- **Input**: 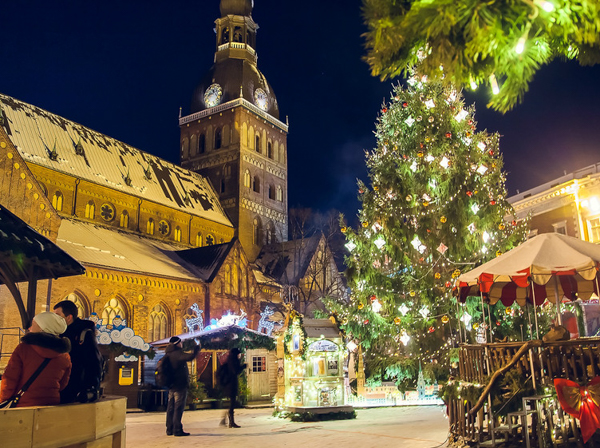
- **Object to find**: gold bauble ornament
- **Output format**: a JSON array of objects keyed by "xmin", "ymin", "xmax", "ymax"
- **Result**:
[
  {"xmin": 441, "ymin": 315, "xmax": 450, "ymax": 324},
  {"xmin": 452, "ymin": 269, "xmax": 461, "ymax": 278},
  {"xmin": 362, "ymin": 221, "xmax": 369, "ymax": 228},
  {"xmin": 357, "ymin": 303, "xmax": 364, "ymax": 310},
  {"xmin": 423, "ymin": 201, "xmax": 429, "ymax": 207},
  {"xmin": 394, "ymin": 317, "xmax": 402, "ymax": 325},
  {"xmin": 409, "ymin": 290, "xmax": 416, "ymax": 297},
  {"xmin": 435, "ymin": 272, "xmax": 441, "ymax": 279},
  {"xmin": 496, "ymin": 250, "xmax": 503, "ymax": 257},
  {"xmin": 499, "ymin": 223, "xmax": 505, "ymax": 230},
  {"xmin": 417, "ymin": 150, "xmax": 424, "ymax": 158},
  {"xmin": 440, "ymin": 216, "xmax": 447, "ymax": 223},
  {"xmin": 505, "ymin": 307, "xmax": 512, "ymax": 315},
  {"xmin": 473, "ymin": 322, "xmax": 480, "ymax": 329},
  {"xmin": 341, "ymin": 226, "xmax": 347, "ymax": 233}
]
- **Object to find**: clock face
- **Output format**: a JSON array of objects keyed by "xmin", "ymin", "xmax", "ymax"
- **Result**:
[
  {"xmin": 204, "ymin": 83, "xmax": 222, "ymax": 108},
  {"xmin": 254, "ymin": 88, "xmax": 269, "ymax": 111}
]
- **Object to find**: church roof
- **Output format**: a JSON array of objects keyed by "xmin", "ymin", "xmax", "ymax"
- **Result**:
[
  {"xmin": 56, "ymin": 219, "xmax": 207, "ymax": 281},
  {"xmin": 0, "ymin": 93, "xmax": 232, "ymax": 228},
  {"xmin": 254, "ymin": 235, "xmax": 322, "ymax": 285},
  {"xmin": 175, "ymin": 239, "xmax": 237, "ymax": 282}
]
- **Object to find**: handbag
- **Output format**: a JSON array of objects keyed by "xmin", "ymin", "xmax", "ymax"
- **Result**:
[{"xmin": 0, "ymin": 358, "xmax": 51, "ymax": 409}]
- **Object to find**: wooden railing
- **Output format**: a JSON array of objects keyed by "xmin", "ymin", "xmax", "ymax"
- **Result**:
[{"xmin": 450, "ymin": 337, "xmax": 600, "ymax": 442}]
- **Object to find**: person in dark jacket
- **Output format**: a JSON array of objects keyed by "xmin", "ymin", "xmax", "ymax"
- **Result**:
[
  {"xmin": 53, "ymin": 300, "xmax": 104, "ymax": 403},
  {"xmin": 219, "ymin": 347, "xmax": 247, "ymax": 428},
  {"xmin": 164, "ymin": 336, "xmax": 200, "ymax": 437},
  {"xmin": 0, "ymin": 312, "xmax": 71, "ymax": 407}
]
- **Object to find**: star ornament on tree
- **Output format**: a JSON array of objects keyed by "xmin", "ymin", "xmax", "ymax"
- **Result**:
[
  {"xmin": 437, "ymin": 243, "xmax": 448, "ymax": 254},
  {"xmin": 554, "ymin": 377, "xmax": 600, "ymax": 443}
]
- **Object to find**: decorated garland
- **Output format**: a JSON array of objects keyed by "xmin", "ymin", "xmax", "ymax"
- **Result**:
[{"xmin": 283, "ymin": 310, "xmax": 309, "ymax": 360}]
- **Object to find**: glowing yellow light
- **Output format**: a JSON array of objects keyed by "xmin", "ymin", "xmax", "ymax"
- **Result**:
[
  {"xmin": 515, "ymin": 36, "xmax": 526, "ymax": 54},
  {"xmin": 539, "ymin": 0, "xmax": 555, "ymax": 12},
  {"xmin": 489, "ymin": 74, "xmax": 500, "ymax": 95}
]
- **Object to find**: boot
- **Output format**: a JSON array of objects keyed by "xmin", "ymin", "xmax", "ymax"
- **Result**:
[{"xmin": 228, "ymin": 409, "xmax": 240, "ymax": 428}]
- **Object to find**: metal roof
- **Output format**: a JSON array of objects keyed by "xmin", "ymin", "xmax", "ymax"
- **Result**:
[{"xmin": 0, "ymin": 93, "xmax": 232, "ymax": 228}]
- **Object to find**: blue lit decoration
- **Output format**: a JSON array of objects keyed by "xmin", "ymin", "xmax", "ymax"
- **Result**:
[
  {"xmin": 87, "ymin": 313, "xmax": 151, "ymax": 352},
  {"xmin": 204, "ymin": 309, "xmax": 247, "ymax": 330},
  {"xmin": 185, "ymin": 303, "xmax": 204, "ymax": 333},
  {"xmin": 257, "ymin": 305, "xmax": 276, "ymax": 336}
]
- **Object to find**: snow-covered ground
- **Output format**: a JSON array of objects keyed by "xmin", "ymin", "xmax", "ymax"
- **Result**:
[{"xmin": 126, "ymin": 405, "xmax": 449, "ymax": 448}]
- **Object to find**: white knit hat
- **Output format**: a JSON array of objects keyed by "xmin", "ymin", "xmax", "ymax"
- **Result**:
[{"xmin": 33, "ymin": 312, "xmax": 67, "ymax": 336}]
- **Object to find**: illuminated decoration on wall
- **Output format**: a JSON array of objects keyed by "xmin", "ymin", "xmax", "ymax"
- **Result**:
[
  {"xmin": 257, "ymin": 305, "xmax": 276, "ymax": 336},
  {"xmin": 308, "ymin": 340, "xmax": 338, "ymax": 352},
  {"xmin": 89, "ymin": 313, "xmax": 151, "ymax": 352},
  {"xmin": 205, "ymin": 309, "xmax": 248, "ymax": 330},
  {"xmin": 185, "ymin": 303, "xmax": 204, "ymax": 333},
  {"xmin": 115, "ymin": 353, "xmax": 138, "ymax": 362}
]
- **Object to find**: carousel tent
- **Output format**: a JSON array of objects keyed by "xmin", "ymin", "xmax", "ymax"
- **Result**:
[{"xmin": 456, "ymin": 233, "xmax": 600, "ymax": 307}]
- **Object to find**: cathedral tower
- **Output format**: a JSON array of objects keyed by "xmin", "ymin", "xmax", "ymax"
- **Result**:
[{"xmin": 180, "ymin": 0, "xmax": 288, "ymax": 262}]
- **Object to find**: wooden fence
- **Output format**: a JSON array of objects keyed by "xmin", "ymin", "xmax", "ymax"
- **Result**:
[{"xmin": 450, "ymin": 337, "xmax": 600, "ymax": 443}]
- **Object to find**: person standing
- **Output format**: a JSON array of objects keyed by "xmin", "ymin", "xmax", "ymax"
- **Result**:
[
  {"xmin": 164, "ymin": 336, "xmax": 200, "ymax": 437},
  {"xmin": 53, "ymin": 300, "xmax": 103, "ymax": 403},
  {"xmin": 219, "ymin": 347, "xmax": 247, "ymax": 428},
  {"xmin": 0, "ymin": 312, "xmax": 71, "ymax": 407}
]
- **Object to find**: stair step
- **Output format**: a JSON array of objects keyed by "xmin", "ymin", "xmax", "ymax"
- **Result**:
[
  {"xmin": 478, "ymin": 437, "xmax": 507, "ymax": 447},
  {"xmin": 493, "ymin": 425, "xmax": 511, "ymax": 433}
]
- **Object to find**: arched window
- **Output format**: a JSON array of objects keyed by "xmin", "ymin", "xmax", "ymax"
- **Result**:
[
  {"xmin": 220, "ymin": 178, "xmax": 226, "ymax": 193},
  {"xmin": 215, "ymin": 128, "xmax": 222, "ymax": 149},
  {"xmin": 147, "ymin": 218, "xmax": 155, "ymax": 235},
  {"xmin": 221, "ymin": 27, "xmax": 229, "ymax": 44},
  {"xmin": 206, "ymin": 234, "xmax": 215, "ymax": 246},
  {"xmin": 181, "ymin": 137, "xmax": 189, "ymax": 159},
  {"xmin": 148, "ymin": 304, "xmax": 168, "ymax": 342},
  {"xmin": 240, "ymin": 264, "xmax": 248, "ymax": 298},
  {"xmin": 52, "ymin": 191, "xmax": 63, "ymax": 212},
  {"xmin": 232, "ymin": 263, "xmax": 239, "ymax": 296},
  {"xmin": 255, "ymin": 135, "xmax": 261, "ymax": 153},
  {"xmin": 276, "ymin": 185, "xmax": 283, "ymax": 202},
  {"xmin": 120, "ymin": 211, "xmax": 129, "ymax": 228},
  {"xmin": 85, "ymin": 201, "xmax": 95, "ymax": 219},
  {"xmin": 224, "ymin": 165, "xmax": 231, "ymax": 177},
  {"xmin": 199, "ymin": 134, "xmax": 206, "ymax": 154},
  {"xmin": 190, "ymin": 134, "xmax": 197, "ymax": 156},
  {"xmin": 266, "ymin": 221, "xmax": 276, "ymax": 244},
  {"xmin": 65, "ymin": 292, "xmax": 88, "ymax": 319},
  {"xmin": 174, "ymin": 226, "xmax": 182, "ymax": 242},
  {"xmin": 244, "ymin": 170, "xmax": 251, "ymax": 188},
  {"xmin": 279, "ymin": 145, "xmax": 285, "ymax": 163},
  {"xmin": 101, "ymin": 298, "xmax": 126, "ymax": 326},
  {"xmin": 224, "ymin": 264, "xmax": 231, "ymax": 294},
  {"xmin": 253, "ymin": 217, "xmax": 262, "ymax": 245},
  {"xmin": 268, "ymin": 184, "xmax": 275, "ymax": 200},
  {"xmin": 233, "ymin": 26, "xmax": 242, "ymax": 42},
  {"xmin": 267, "ymin": 142, "xmax": 273, "ymax": 159},
  {"xmin": 253, "ymin": 176, "xmax": 260, "ymax": 193},
  {"xmin": 196, "ymin": 232, "xmax": 203, "ymax": 247}
]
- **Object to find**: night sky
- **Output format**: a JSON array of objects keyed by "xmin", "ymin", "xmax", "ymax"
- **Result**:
[{"xmin": 3, "ymin": 1, "xmax": 600, "ymax": 225}]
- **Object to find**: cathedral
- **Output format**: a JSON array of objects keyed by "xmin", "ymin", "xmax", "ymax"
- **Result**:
[{"xmin": 0, "ymin": 0, "xmax": 344, "ymax": 403}]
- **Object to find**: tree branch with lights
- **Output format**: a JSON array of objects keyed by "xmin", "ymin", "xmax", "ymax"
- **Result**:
[{"xmin": 362, "ymin": 0, "xmax": 600, "ymax": 112}]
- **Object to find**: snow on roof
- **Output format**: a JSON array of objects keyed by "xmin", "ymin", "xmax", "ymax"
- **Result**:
[
  {"xmin": 56, "ymin": 219, "xmax": 205, "ymax": 281},
  {"xmin": 303, "ymin": 318, "xmax": 341, "ymax": 339},
  {"xmin": 0, "ymin": 93, "xmax": 232, "ymax": 227}
]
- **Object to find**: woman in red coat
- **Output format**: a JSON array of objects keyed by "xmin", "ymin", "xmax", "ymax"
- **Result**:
[{"xmin": 0, "ymin": 312, "xmax": 72, "ymax": 407}]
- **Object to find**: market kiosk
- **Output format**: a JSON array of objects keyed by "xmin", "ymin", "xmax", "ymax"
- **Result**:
[{"xmin": 280, "ymin": 314, "xmax": 352, "ymax": 414}]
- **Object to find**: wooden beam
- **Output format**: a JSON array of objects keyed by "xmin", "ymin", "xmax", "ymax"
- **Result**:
[
  {"xmin": 27, "ymin": 266, "xmax": 38, "ymax": 327},
  {"xmin": 0, "ymin": 263, "xmax": 28, "ymax": 329}
]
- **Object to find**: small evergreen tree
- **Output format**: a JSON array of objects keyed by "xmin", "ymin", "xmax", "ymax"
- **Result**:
[{"xmin": 325, "ymin": 71, "xmax": 527, "ymax": 384}]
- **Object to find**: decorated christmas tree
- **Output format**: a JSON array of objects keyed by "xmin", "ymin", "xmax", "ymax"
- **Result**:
[{"xmin": 325, "ymin": 71, "xmax": 527, "ymax": 385}]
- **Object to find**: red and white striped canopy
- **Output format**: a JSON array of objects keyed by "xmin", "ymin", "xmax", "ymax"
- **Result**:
[{"xmin": 456, "ymin": 233, "xmax": 600, "ymax": 306}]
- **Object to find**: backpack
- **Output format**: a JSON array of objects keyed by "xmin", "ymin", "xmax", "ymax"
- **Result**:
[{"xmin": 155, "ymin": 355, "xmax": 174, "ymax": 388}]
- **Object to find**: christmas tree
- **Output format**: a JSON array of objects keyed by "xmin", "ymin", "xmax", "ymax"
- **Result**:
[{"xmin": 325, "ymin": 71, "xmax": 527, "ymax": 385}]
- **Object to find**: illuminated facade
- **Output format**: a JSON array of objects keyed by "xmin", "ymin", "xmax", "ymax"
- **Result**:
[{"xmin": 509, "ymin": 162, "xmax": 600, "ymax": 242}]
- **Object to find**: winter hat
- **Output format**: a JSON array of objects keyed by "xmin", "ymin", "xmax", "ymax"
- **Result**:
[
  {"xmin": 34, "ymin": 312, "xmax": 67, "ymax": 336},
  {"xmin": 169, "ymin": 336, "xmax": 182, "ymax": 344}
]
